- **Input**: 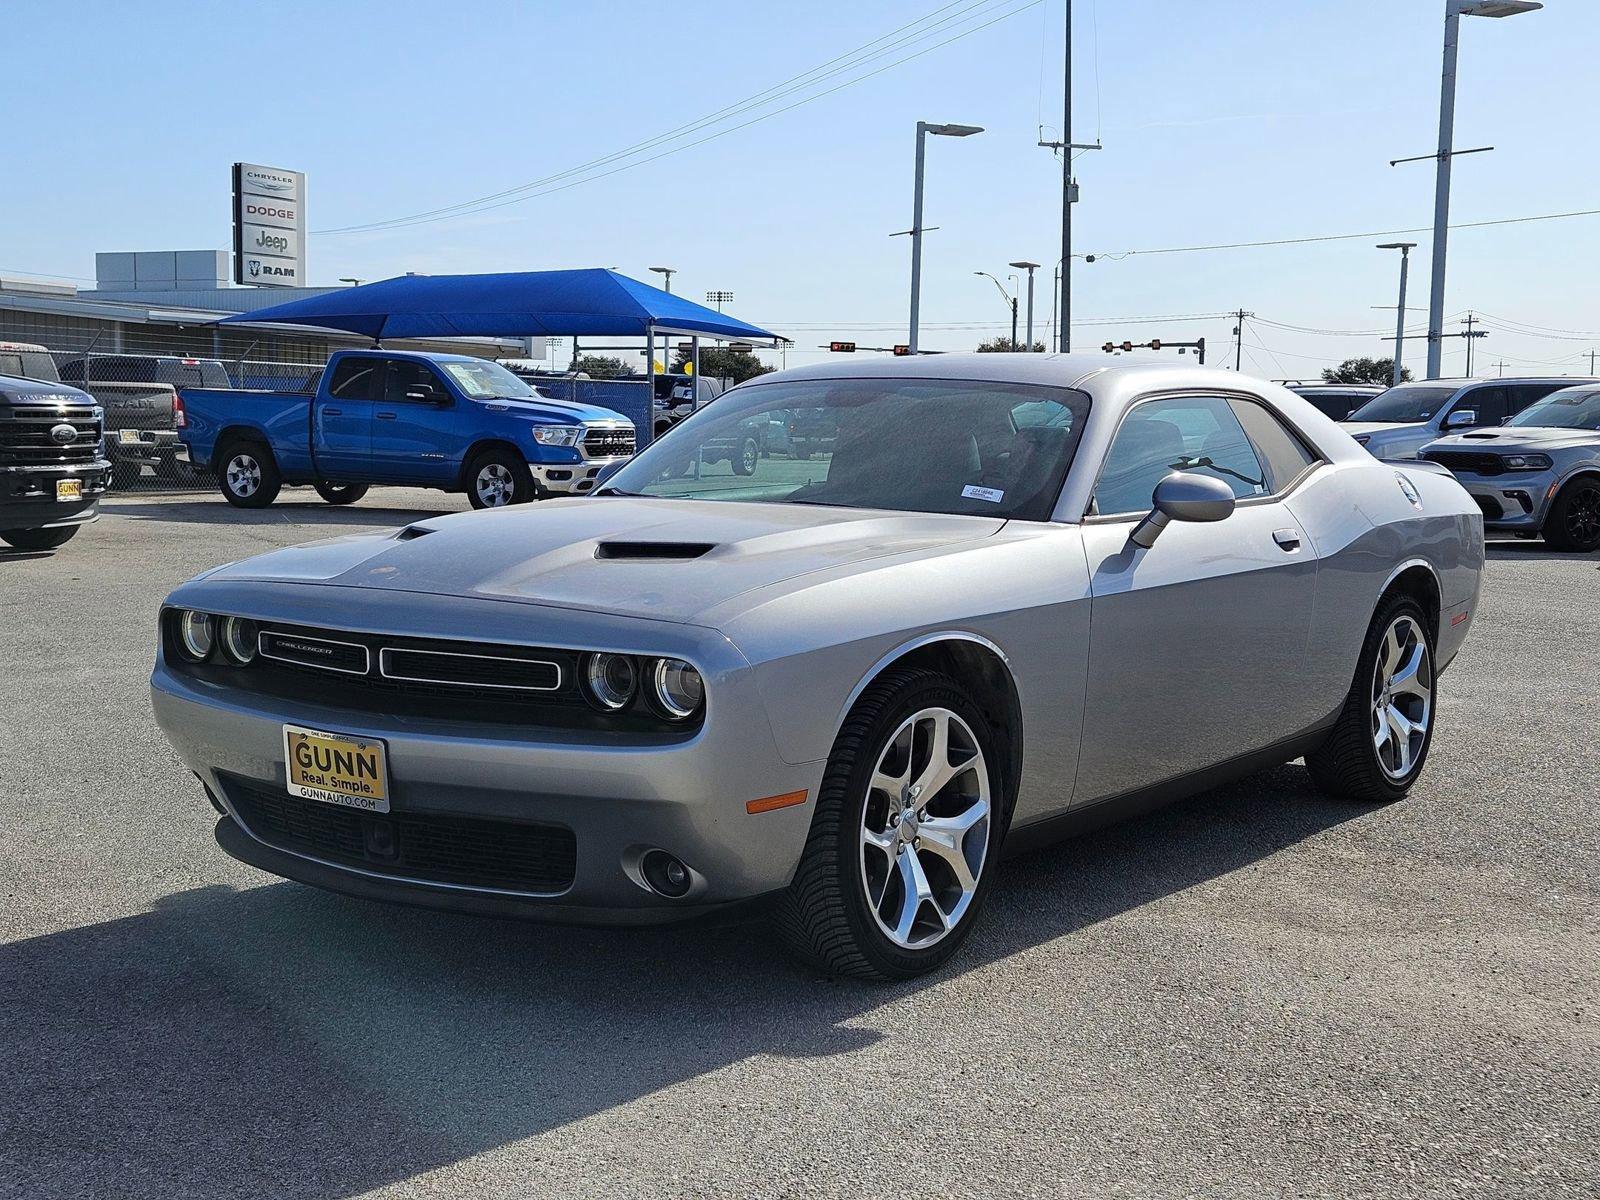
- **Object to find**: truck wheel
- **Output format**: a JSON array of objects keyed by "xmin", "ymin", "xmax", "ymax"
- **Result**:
[
  {"xmin": 733, "ymin": 436, "xmax": 760, "ymax": 476},
  {"xmin": 217, "ymin": 439, "xmax": 282, "ymax": 509},
  {"xmin": 1, "ymin": 525, "xmax": 79, "ymax": 551},
  {"xmin": 1305, "ymin": 593, "xmax": 1436, "ymax": 804},
  {"xmin": 314, "ymin": 481, "xmax": 370, "ymax": 506},
  {"xmin": 1542, "ymin": 477, "xmax": 1600, "ymax": 552},
  {"xmin": 466, "ymin": 449, "xmax": 536, "ymax": 509},
  {"xmin": 775, "ymin": 668, "xmax": 1002, "ymax": 980}
]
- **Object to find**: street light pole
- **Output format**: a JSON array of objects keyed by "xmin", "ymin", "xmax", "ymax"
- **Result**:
[
  {"xmin": 1010, "ymin": 261, "xmax": 1040, "ymax": 351},
  {"xmin": 1378, "ymin": 242, "xmax": 1417, "ymax": 386},
  {"xmin": 908, "ymin": 121, "xmax": 983, "ymax": 354},
  {"xmin": 1425, "ymin": 0, "xmax": 1542, "ymax": 379},
  {"xmin": 975, "ymin": 271, "xmax": 1019, "ymax": 349},
  {"xmin": 648, "ymin": 266, "xmax": 676, "ymax": 294}
]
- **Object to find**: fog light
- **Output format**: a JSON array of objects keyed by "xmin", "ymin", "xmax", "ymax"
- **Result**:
[
  {"xmin": 640, "ymin": 850, "xmax": 692, "ymax": 898},
  {"xmin": 176, "ymin": 610, "xmax": 214, "ymax": 661}
]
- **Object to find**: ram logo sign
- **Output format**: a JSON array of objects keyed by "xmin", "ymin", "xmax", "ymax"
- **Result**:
[{"xmin": 232, "ymin": 162, "xmax": 306, "ymax": 288}]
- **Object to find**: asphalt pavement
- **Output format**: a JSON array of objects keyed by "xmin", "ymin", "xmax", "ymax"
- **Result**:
[{"xmin": 1, "ymin": 487, "xmax": 1595, "ymax": 1199}]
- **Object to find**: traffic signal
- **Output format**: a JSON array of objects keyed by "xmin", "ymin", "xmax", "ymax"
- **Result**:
[
  {"xmin": 830, "ymin": 341, "xmax": 857, "ymax": 353},
  {"xmin": 1102, "ymin": 342, "xmax": 1114, "ymax": 353},
  {"xmin": 892, "ymin": 344, "xmax": 912, "ymax": 356},
  {"xmin": 1149, "ymin": 339, "xmax": 1161, "ymax": 351},
  {"xmin": 1120, "ymin": 341, "xmax": 1133, "ymax": 352}
]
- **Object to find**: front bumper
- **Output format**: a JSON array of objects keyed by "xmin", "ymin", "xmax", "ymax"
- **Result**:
[
  {"xmin": 149, "ymin": 587, "xmax": 821, "ymax": 924},
  {"xmin": 0, "ymin": 461, "xmax": 110, "ymax": 529},
  {"xmin": 532, "ymin": 456, "xmax": 629, "ymax": 496},
  {"xmin": 1455, "ymin": 473, "xmax": 1557, "ymax": 531}
]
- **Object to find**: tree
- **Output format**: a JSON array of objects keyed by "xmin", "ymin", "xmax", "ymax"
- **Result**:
[
  {"xmin": 668, "ymin": 347, "xmax": 775, "ymax": 384},
  {"xmin": 1322, "ymin": 357, "xmax": 1410, "ymax": 386},
  {"xmin": 571, "ymin": 354, "xmax": 628, "ymax": 378},
  {"xmin": 975, "ymin": 337, "xmax": 1046, "ymax": 353}
]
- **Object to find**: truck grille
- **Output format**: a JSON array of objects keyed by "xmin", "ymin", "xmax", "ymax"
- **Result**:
[
  {"xmin": 1420, "ymin": 449, "xmax": 1505, "ymax": 476},
  {"xmin": 0, "ymin": 405, "xmax": 103, "ymax": 465},
  {"xmin": 582, "ymin": 426, "xmax": 635, "ymax": 459},
  {"xmin": 226, "ymin": 778, "xmax": 577, "ymax": 894}
]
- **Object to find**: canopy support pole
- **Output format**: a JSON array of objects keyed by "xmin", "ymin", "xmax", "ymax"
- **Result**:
[{"xmin": 691, "ymin": 337, "xmax": 701, "ymax": 411}]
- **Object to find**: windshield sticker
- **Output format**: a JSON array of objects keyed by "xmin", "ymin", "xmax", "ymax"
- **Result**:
[{"xmin": 962, "ymin": 485, "xmax": 1005, "ymax": 503}]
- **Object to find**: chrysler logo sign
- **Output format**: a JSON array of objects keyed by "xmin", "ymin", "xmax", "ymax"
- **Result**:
[
  {"xmin": 242, "ymin": 168, "xmax": 295, "ymax": 193},
  {"xmin": 233, "ymin": 161, "xmax": 306, "ymax": 287}
]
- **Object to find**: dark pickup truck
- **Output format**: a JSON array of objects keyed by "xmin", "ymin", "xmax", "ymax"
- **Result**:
[{"xmin": 0, "ymin": 374, "xmax": 111, "ymax": 550}]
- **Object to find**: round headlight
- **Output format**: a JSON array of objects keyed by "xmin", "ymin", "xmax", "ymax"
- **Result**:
[
  {"xmin": 219, "ymin": 616, "xmax": 259, "ymax": 664},
  {"xmin": 176, "ymin": 610, "xmax": 214, "ymax": 661},
  {"xmin": 584, "ymin": 653, "xmax": 638, "ymax": 711},
  {"xmin": 650, "ymin": 658, "xmax": 704, "ymax": 720}
]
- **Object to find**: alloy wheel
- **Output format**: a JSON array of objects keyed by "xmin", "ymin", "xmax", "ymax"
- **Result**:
[
  {"xmin": 859, "ymin": 707, "xmax": 990, "ymax": 949},
  {"xmin": 475, "ymin": 463, "xmax": 516, "ymax": 507},
  {"xmin": 1371, "ymin": 614, "xmax": 1432, "ymax": 779},
  {"xmin": 226, "ymin": 454, "xmax": 261, "ymax": 498},
  {"xmin": 1565, "ymin": 484, "xmax": 1600, "ymax": 545}
]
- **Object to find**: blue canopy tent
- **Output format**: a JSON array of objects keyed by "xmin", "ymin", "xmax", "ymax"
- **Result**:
[{"xmin": 216, "ymin": 267, "xmax": 776, "ymax": 348}]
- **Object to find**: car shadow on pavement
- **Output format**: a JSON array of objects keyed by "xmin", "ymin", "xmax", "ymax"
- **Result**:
[
  {"xmin": 102, "ymin": 500, "xmax": 461, "ymax": 529},
  {"xmin": 1485, "ymin": 540, "xmax": 1594, "ymax": 563},
  {"xmin": 2, "ymin": 765, "xmax": 1363, "ymax": 1200}
]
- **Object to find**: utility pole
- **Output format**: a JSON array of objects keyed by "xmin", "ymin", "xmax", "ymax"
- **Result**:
[
  {"xmin": 1588, "ymin": 348, "xmax": 1598, "ymax": 375},
  {"xmin": 1231, "ymin": 310, "xmax": 1254, "ymax": 371},
  {"xmin": 1460, "ymin": 311, "xmax": 1487, "ymax": 375},
  {"xmin": 1489, "ymin": 360, "xmax": 1509, "ymax": 377},
  {"xmin": 1378, "ymin": 242, "xmax": 1417, "ymax": 385},
  {"xmin": 1037, "ymin": 1, "xmax": 1100, "ymax": 352}
]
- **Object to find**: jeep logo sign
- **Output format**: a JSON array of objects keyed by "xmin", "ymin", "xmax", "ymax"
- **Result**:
[{"xmin": 232, "ymin": 161, "xmax": 306, "ymax": 288}]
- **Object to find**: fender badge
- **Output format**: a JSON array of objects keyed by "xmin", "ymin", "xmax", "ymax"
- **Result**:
[{"xmin": 1395, "ymin": 472, "xmax": 1422, "ymax": 509}]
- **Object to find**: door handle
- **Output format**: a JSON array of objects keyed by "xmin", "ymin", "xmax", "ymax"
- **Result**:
[
  {"xmin": 323, "ymin": 407, "xmax": 343, "ymax": 416},
  {"xmin": 1272, "ymin": 528, "xmax": 1302, "ymax": 551},
  {"xmin": 376, "ymin": 411, "xmax": 397, "ymax": 420}
]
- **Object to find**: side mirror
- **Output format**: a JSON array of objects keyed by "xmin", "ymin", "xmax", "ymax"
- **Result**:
[
  {"xmin": 1128, "ymin": 471, "xmax": 1237, "ymax": 549},
  {"xmin": 405, "ymin": 382, "xmax": 440, "ymax": 403},
  {"xmin": 1442, "ymin": 408, "xmax": 1477, "ymax": 430}
]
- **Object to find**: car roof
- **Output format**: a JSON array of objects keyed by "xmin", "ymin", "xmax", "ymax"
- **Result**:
[
  {"xmin": 759, "ymin": 351, "xmax": 1200, "ymax": 390},
  {"xmin": 337, "ymin": 349, "xmax": 482, "ymax": 364}
]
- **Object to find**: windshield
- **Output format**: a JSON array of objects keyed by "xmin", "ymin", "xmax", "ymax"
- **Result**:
[
  {"xmin": 1346, "ymin": 384, "xmax": 1461, "ymax": 424},
  {"xmin": 440, "ymin": 359, "xmax": 538, "ymax": 400},
  {"xmin": 600, "ymin": 377, "xmax": 1091, "ymax": 521},
  {"xmin": 1508, "ymin": 387, "xmax": 1600, "ymax": 430},
  {"xmin": 0, "ymin": 351, "xmax": 60, "ymax": 382}
]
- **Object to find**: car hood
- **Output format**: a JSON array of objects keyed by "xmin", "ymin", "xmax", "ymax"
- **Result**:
[
  {"xmin": 1341, "ymin": 420, "xmax": 1427, "ymax": 439},
  {"xmin": 1424, "ymin": 427, "xmax": 1598, "ymax": 452},
  {"xmin": 197, "ymin": 498, "xmax": 1006, "ymax": 626},
  {"xmin": 484, "ymin": 396, "xmax": 629, "ymax": 425}
]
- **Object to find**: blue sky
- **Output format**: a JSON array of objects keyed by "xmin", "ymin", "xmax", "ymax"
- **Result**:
[{"xmin": 4, "ymin": 0, "xmax": 1597, "ymax": 376}]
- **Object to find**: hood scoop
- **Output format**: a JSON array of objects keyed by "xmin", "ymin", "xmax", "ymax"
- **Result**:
[
  {"xmin": 1461, "ymin": 432, "xmax": 1502, "ymax": 439},
  {"xmin": 594, "ymin": 540, "xmax": 715, "ymax": 561},
  {"xmin": 395, "ymin": 525, "xmax": 435, "ymax": 541}
]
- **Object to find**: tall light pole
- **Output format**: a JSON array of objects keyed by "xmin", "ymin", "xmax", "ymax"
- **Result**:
[
  {"xmin": 1378, "ymin": 242, "xmax": 1417, "ymax": 386},
  {"xmin": 1010, "ymin": 261, "xmax": 1040, "ymax": 351},
  {"xmin": 648, "ymin": 266, "xmax": 676, "ymax": 294},
  {"xmin": 907, "ymin": 121, "xmax": 983, "ymax": 354},
  {"xmin": 705, "ymin": 289, "xmax": 734, "ymax": 313},
  {"xmin": 975, "ymin": 271, "xmax": 1019, "ymax": 348},
  {"xmin": 1424, "ymin": 0, "xmax": 1542, "ymax": 379}
]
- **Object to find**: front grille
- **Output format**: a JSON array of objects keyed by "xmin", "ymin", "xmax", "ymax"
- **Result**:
[
  {"xmin": 1421, "ymin": 449, "xmax": 1504, "ymax": 476},
  {"xmin": 228, "ymin": 778, "xmax": 577, "ymax": 894},
  {"xmin": 0, "ymin": 406, "xmax": 103, "ymax": 464},
  {"xmin": 379, "ymin": 646, "xmax": 561, "ymax": 692},
  {"xmin": 259, "ymin": 630, "xmax": 371, "ymax": 675},
  {"xmin": 582, "ymin": 426, "xmax": 635, "ymax": 459}
]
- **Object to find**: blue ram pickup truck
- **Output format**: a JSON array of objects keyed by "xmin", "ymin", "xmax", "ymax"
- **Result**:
[{"xmin": 180, "ymin": 349, "xmax": 637, "ymax": 509}]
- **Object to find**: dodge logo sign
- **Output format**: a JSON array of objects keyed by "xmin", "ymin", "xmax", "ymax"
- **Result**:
[{"xmin": 50, "ymin": 424, "xmax": 78, "ymax": 445}]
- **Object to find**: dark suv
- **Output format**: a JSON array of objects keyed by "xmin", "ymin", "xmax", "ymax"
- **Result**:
[{"xmin": 0, "ymin": 374, "xmax": 111, "ymax": 550}]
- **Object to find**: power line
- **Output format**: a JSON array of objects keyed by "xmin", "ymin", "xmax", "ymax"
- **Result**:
[
  {"xmin": 314, "ymin": 0, "xmax": 1039, "ymax": 235},
  {"xmin": 1081, "ymin": 207, "xmax": 1600, "ymax": 261}
]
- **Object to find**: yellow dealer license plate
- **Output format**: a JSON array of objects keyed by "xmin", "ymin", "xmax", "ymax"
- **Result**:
[
  {"xmin": 56, "ymin": 479, "xmax": 82, "ymax": 502},
  {"xmin": 283, "ymin": 724, "xmax": 390, "ymax": 812}
]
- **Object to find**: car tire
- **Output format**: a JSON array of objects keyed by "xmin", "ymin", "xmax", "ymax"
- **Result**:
[
  {"xmin": 1305, "ymin": 592, "xmax": 1437, "ymax": 803},
  {"xmin": 466, "ymin": 448, "xmax": 536, "ymax": 509},
  {"xmin": 0, "ymin": 525, "xmax": 79, "ymax": 551},
  {"xmin": 314, "ymin": 481, "xmax": 370, "ymax": 506},
  {"xmin": 733, "ymin": 436, "xmax": 760, "ymax": 476},
  {"xmin": 1541, "ymin": 477, "xmax": 1600, "ymax": 552},
  {"xmin": 775, "ymin": 668, "xmax": 1003, "ymax": 980},
  {"xmin": 216, "ymin": 439, "xmax": 282, "ymax": 509}
]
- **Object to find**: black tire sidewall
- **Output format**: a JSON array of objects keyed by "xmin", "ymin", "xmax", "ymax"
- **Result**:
[
  {"xmin": 735, "ymin": 437, "xmax": 759, "ymax": 476},
  {"xmin": 1, "ymin": 525, "xmax": 78, "ymax": 551},
  {"xmin": 314, "ymin": 481, "xmax": 369, "ymax": 505},
  {"xmin": 465, "ymin": 449, "xmax": 535, "ymax": 509},
  {"xmin": 1545, "ymin": 479, "xmax": 1600, "ymax": 552},
  {"xmin": 216, "ymin": 440, "xmax": 280, "ymax": 508},
  {"xmin": 820, "ymin": 673, "xmax": 1004, "ymax": 979}
]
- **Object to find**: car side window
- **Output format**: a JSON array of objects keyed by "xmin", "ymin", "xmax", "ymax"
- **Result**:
[
  {"xmin": 1093, "ymin": 395, "xmax": 1268, "ymax": 517},
  {"xmin": 1228, "ymin": 399, "xmax": 1319, "ymax": 490},
  {"xmin": 1509, "ymin": 383, "xmax": 1558, "ymax": 417},
  {"xmin": 384, "ymin": 359, "xmax": 447, "ymax": 403},
  {"xmin": 327, "ymin": 358, "xmax": 381, "ymax": 401},
  {"xmin": 1459, "ymin": 386, "xmax": 1509, "ymax": 427}
]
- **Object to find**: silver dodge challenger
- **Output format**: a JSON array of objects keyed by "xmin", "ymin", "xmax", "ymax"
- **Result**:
[{"xmin": 151, "ymin": 355, "xmax": 1485, "ymax": 979}]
